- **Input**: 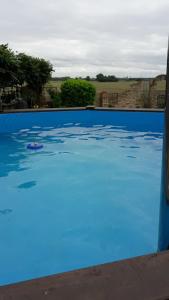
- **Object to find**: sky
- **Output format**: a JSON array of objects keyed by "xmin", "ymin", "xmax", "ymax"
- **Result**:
[{"xmin": 0, "ymin": 0, "xmax": 168, "ymax": 77}]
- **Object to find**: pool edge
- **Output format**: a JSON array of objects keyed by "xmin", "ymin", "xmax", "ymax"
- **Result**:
[
  {"xmin": 1, "ymin": 250, "xmax": 169, "ymax": 300},
  {"xmin": 0, "ymin": 106, "xmax": 164, "ymax": 114}
]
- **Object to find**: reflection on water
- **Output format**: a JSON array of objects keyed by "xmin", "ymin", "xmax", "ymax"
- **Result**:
[
  {"xmin": 17, "ymin": 181, "xmax": 36, "ymax": 190},
  {"xmin": 0, "ymin": 135, "xmax": 28, "ymax": 177},
  {"xmin": 0, "ymin": 209, "xmax": 13, "ymax": 215},
  {"xmin": 0, "ymin": 123, "xmax": 163, "ymax": 179}
]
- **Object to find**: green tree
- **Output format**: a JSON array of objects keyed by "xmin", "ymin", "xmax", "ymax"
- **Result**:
[
  {"xmin": 0, "ymin": 44, "xmax": 18, "ymax": 88},
  {"xmin": 17, "ymin": 54, "xmax": 53, "ymax": 105},
  {"xmin": 0, "ymin": 44, "xmax": 53, "ymax": 108},
  {"xmin": 96, "ymin": 73, "xmax": 118, "ymax": 82},
  {"xmin": 96, "ymin": 73, "xmax": 105, "ymax": 82},
  {"xmin": 61, "ymin": 79, "xmax": 96, "ymax": 107}
]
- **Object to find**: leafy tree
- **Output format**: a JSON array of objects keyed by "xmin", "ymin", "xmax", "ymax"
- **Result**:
[
  {"xmin": 0, "ymin": 44, "xmax": 53, "ymax": 107},
  {"xmin": 96, "ymin": 73, "xmax": 105, "ymax": 82},
  {"xmin": 17, "ymin": 54, "xmax": 53, "ymax": 105},
  {"xmin": 96, "ymin": 73, "xmax": 118, "ymax": 82},
  {"xmin": 0, "ymin": 44, "xmax": 18, "ymax": 88},
  {"xmin": 61, "ymin": 79, "xmax": 96, "ymax": 107},
  {"xmin": 107, "ymin": 75, "xmax": 118, "ymax": 82},
  {"xmin": 16, "ymin": 53, "xmax": 31, "ymax": 86}
]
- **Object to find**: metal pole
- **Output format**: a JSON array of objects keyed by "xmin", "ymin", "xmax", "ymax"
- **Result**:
[{"xmin": 164, "ymin": 38, "xmax": 169, "ymax": 202}]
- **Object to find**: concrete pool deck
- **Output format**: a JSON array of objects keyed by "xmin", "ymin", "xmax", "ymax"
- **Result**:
[{"xmin": 1, "ymin": 251, "xmax": 169, "ymax": 300}]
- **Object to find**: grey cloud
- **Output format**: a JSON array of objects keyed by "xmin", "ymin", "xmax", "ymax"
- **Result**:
[{"xmin": 0, "ymin": 0, "xmax": 168, "ymax": 77}]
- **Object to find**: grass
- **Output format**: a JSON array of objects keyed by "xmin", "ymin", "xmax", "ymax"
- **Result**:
[
  {"xmin": 154, "ymin": 80, "xmax": 166, "ymax": 91},
  {"xmin": 46, "ymin": 79, "xmax": 166, "ymax": 96},
  {"xmin": 46, "ymin": 80, "xmax": 137, "ymax": 93}
]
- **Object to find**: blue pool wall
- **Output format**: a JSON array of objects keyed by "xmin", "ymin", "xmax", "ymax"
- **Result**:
[
  {"xmin": 158, "ymin": 128, "xmax": 169, "ymax": 250},
  {"xmin": 0, "ymin": 110, "xmax": 164, "ymax": 133},
  {"xmin": 1, "ymin": 110, "xmax": 168, "ymax": 251}
]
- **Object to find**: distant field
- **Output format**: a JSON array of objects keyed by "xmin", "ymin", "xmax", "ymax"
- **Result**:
[
  {"xmin": 46, "ymin": 80, "xmax": 137, "ymax": 93},
  {"xmin": 46, "ymin": 79, "xmax": 166, "ymax": 96},
  {"xmin": 155, "ymin": 80, "xmax": 166, "ymax": 91}
]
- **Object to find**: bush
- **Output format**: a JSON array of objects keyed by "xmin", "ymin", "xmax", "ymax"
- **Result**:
[
  {"xmin": 48, "ymin": 88, "xmax": 62, "ymax": 107},
  {"xmin": 61, "ymin": 79, "xmax": 96, "ymax": 107}
]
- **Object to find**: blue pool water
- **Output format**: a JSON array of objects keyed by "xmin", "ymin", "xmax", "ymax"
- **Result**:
[{"xmin": 0, "ymin": 111, "xmax": 164, "ymax": 285}]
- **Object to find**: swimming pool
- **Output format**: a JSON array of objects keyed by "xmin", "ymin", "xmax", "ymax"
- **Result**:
[{"xmin": 0, "ymin": 110, "xmax": 164, "ymax": 285}]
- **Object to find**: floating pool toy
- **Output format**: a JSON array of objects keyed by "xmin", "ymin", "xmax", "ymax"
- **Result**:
[{"xmin": 27, "ymin": 143, "xmax": 43, "ymax": 150}]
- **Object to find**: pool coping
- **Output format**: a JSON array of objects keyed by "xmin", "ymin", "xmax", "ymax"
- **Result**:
[
  {"xmin": 1, "ymin": 251, "xmax": 169, "ymax": 300},
  {"xmin": 0, "ymin": 106, "xmax": 164, "ymax": 114}
]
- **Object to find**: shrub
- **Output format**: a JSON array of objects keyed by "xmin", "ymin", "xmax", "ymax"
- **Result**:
[
  {"xmin": 61, "ymin": 79, "xmax": 96, "ymax": 107},
  {"xmin": 47, "ymin": 88, "xmax": 62, "ymax": 107}
]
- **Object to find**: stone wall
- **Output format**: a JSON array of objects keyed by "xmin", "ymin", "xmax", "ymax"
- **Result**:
[{"xmin": 97, "ymin": 80, "xmax": 165, "ymax": 109}]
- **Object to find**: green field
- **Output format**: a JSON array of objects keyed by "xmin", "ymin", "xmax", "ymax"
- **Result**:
[
  {"xmin": 46, "ymin": 79, "xmax": 166, "ymax": 96},
  {"xmin": 46, "ymin": 80, "xmax": 137, "ymax": 93},
  {"xmin": 154, "ymin": 80, "xmax": 166, "ymax": 91}
]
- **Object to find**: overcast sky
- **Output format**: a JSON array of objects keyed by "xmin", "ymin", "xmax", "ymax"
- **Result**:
[{"xmin": 0, "ymin": 0, "xmax": 168, "ymax": 77}]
